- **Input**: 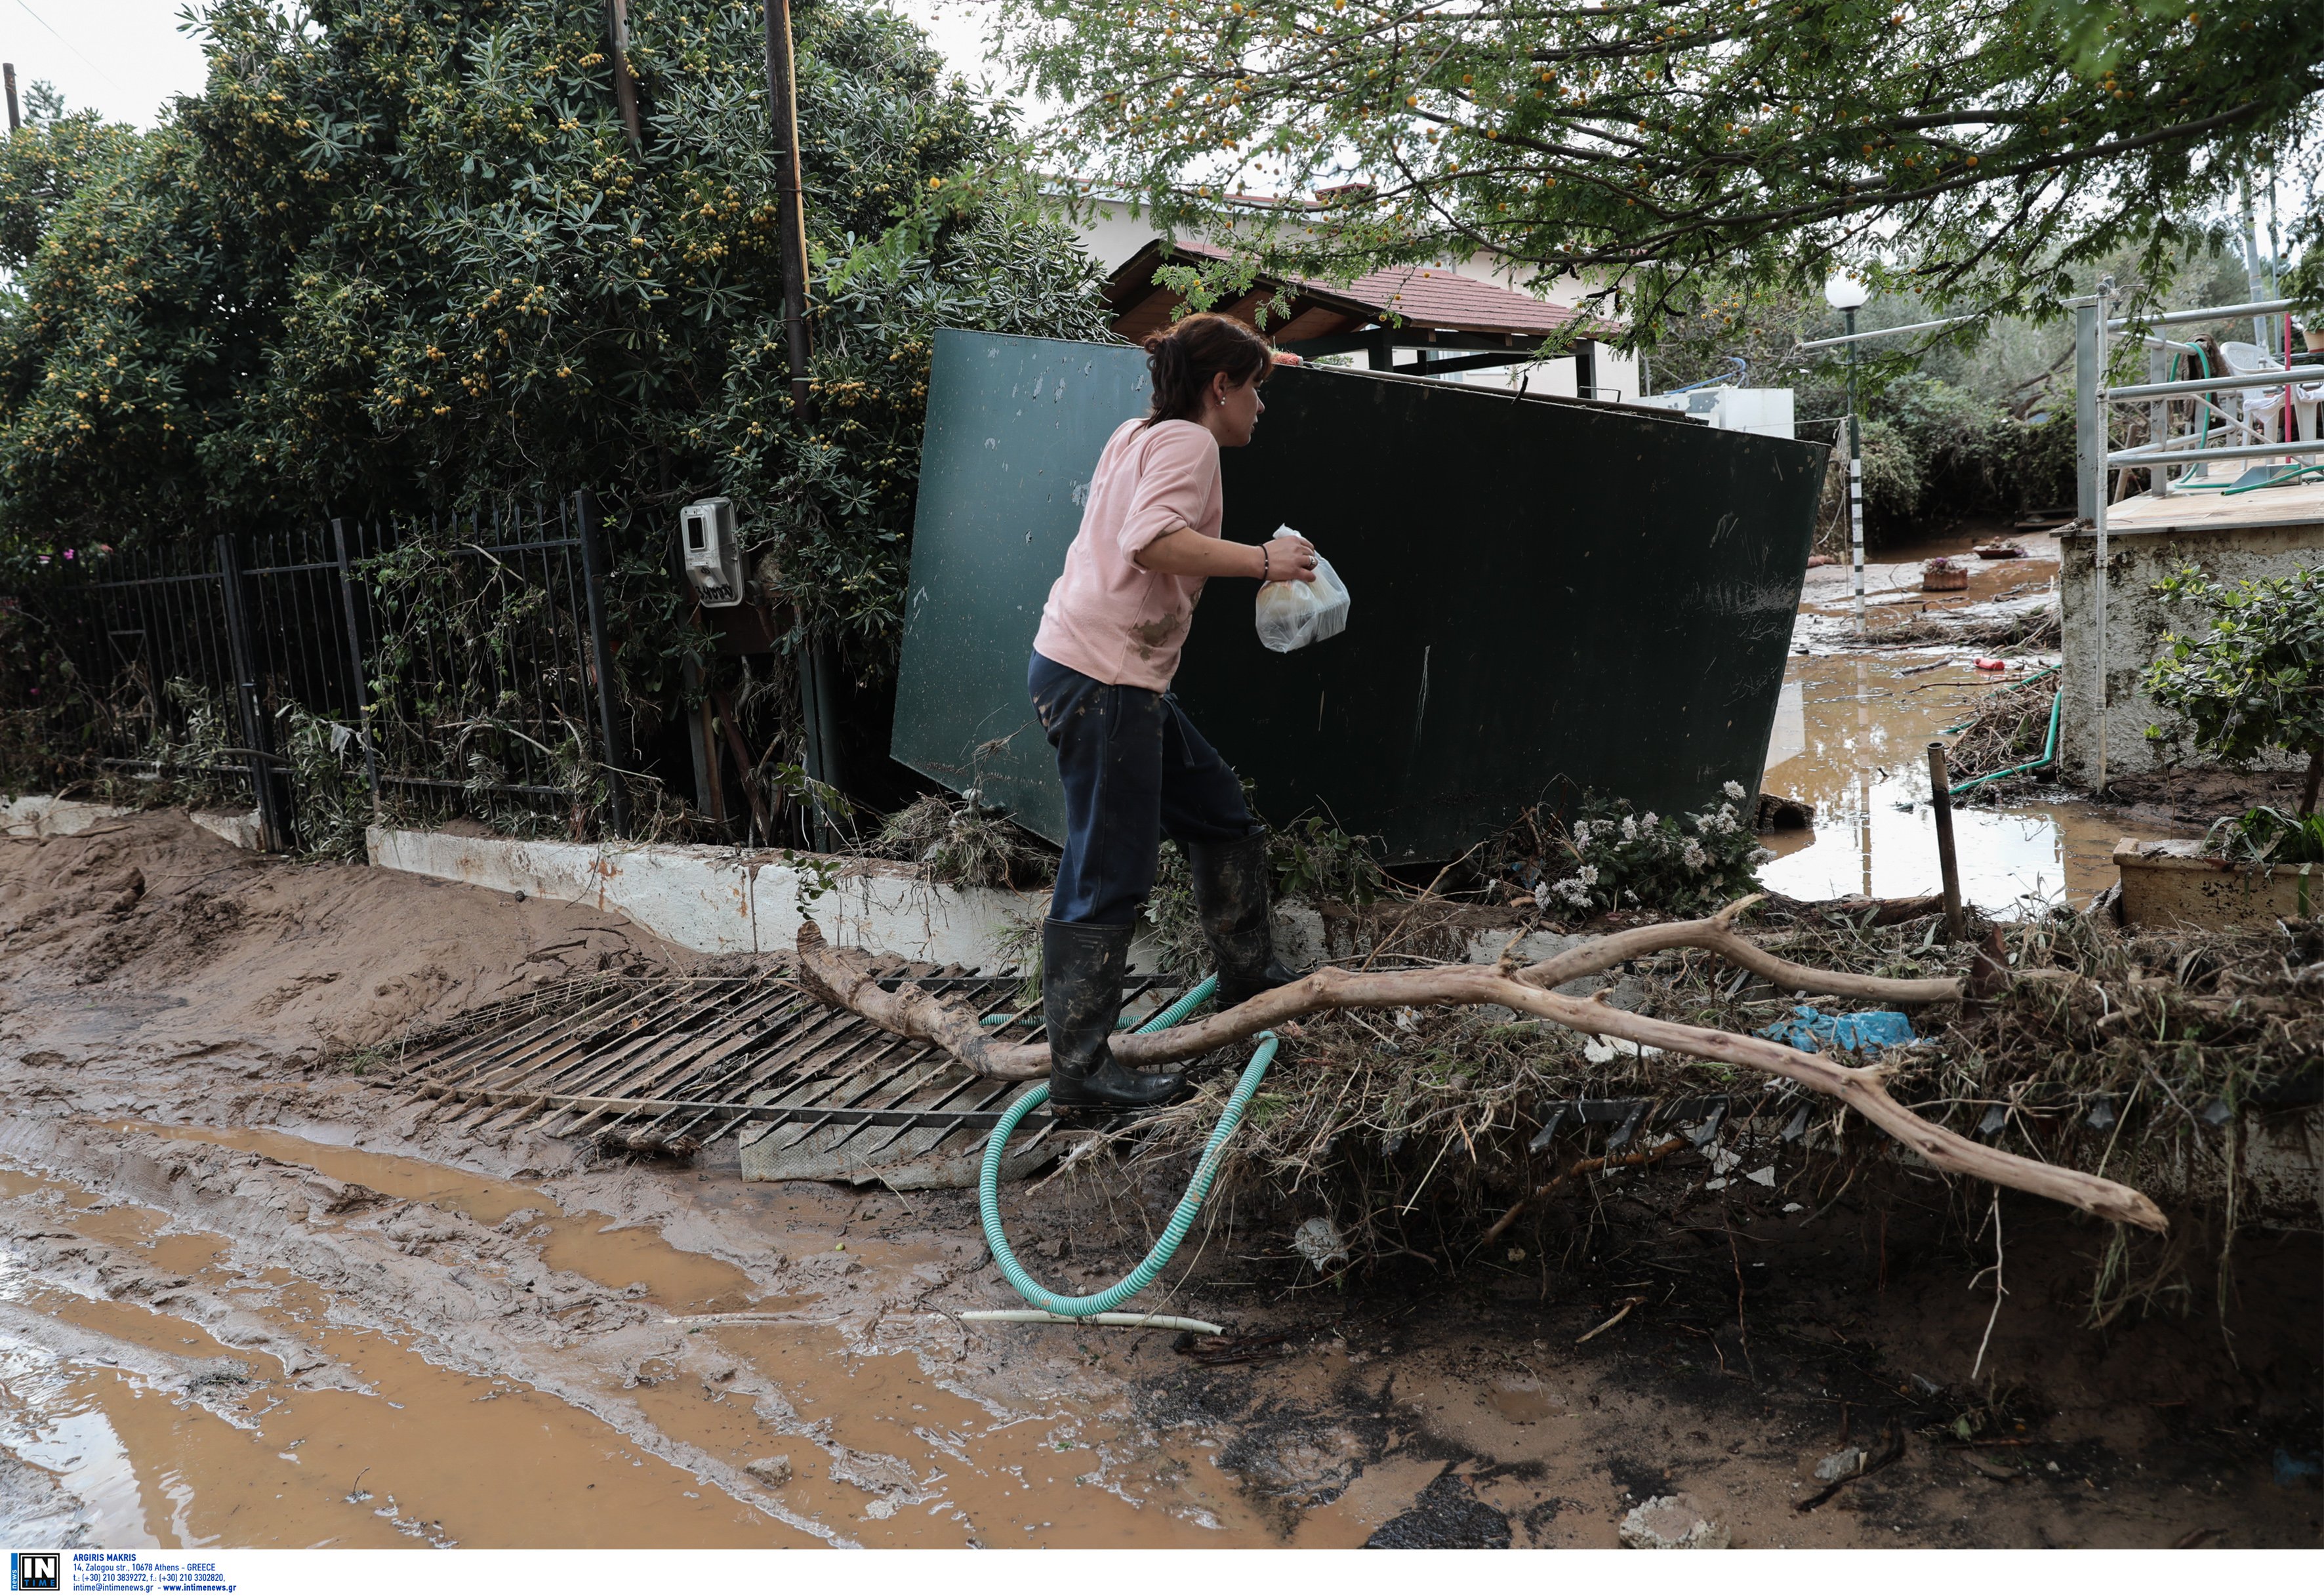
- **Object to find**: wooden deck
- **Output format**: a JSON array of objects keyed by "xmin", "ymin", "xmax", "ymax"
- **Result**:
[{"xmin": 2102, "ymin": 472, "xmax": 2324, "ymax": 535}]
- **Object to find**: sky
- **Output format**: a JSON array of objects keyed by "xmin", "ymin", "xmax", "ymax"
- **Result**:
[
  {"xmin": 1, "ymin": 0, "xmax": 209, "ymax": 129},
  {"xmin": 0, "ymin": 0, "xmax": 1004, "ymax": 131}
]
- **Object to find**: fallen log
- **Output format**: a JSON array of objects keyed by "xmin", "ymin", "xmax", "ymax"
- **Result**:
[{"xmin": 790, "ymin": 914, "xmax": 2165, "ymax": 1233}]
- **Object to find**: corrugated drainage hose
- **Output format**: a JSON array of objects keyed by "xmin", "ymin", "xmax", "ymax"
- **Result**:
[
  {"xmin": 1947, "ymin": 665, "xmax": 2063, "ymax": 796},
  {"xmin": 977, "ymin": 974, "xmax": 1276, "ymax": 1318}
]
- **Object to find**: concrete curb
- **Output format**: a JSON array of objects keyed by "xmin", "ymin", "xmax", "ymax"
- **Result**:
[
  {"xmin": 365, "ymin": 825, "xmax": 1051, "ymax": 964},
  {"xmin": 3, "ymin": 796, "xmax": 264, "ymax": 849}
]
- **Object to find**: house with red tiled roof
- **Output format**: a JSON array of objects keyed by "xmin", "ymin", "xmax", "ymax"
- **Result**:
[{"xmin": 1070, "ymin": 198, "xmax": 1639, "ymax": 401}]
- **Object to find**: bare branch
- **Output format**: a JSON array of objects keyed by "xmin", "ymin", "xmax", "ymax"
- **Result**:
[{"xmin": 793, "ymin": 920, "xmax": 2166, "ymax": 1233}]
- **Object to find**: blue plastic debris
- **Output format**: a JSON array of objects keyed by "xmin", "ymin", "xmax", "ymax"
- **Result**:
[
  {"xmin": 1757, "ymin": 1006, "xmax": 1917, "ymax": 1055},
  {"xmin": 2277, "ymin": 1449, "xmax": 2322, "ymax": 1489}
]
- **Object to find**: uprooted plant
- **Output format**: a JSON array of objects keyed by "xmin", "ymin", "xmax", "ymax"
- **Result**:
[
  {"xmin": 870, "ymin": 790, "xmax": 1055, "ymax": 889},
  {"xmin": 793, "ymin": 895, "xmax": 2171, "ymax": 1233}
]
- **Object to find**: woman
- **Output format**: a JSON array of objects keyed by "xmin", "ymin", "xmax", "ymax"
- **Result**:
[{"xmin": 1028, "ymin": 314, "xmax": 1318, "ymax": 1117}]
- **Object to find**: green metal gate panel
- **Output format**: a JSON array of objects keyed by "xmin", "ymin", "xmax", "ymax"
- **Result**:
[{"xmin": 893, "ymin": 329, "xmax": 1822, "ymax": 863}]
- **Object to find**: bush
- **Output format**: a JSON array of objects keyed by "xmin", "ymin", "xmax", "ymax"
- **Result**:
[
  {"xmin": 2143, "ymin": 564, "xmax": 2324, "ymax": 815},
  {"xmin": 1543, "ymin": 784, "xmax": 1768, "ymax": 917},
  {"xmin": 0, "ymin": 0, "xmax": 1111, "ymax": 678},
  {"xmin": 1859, "ymin": 375, "xmax": 2077, "ymax": 533}
]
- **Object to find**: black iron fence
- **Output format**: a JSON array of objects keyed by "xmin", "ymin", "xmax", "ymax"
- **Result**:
[{"xmin": 4, "ymin": 491, "xmax": 628, "ymax": 851}]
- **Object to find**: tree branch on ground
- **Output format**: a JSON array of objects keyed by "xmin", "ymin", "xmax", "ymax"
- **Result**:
[{"xmin": 792, "ymin": 899, "xmax": 2166, "ymax": 1233}]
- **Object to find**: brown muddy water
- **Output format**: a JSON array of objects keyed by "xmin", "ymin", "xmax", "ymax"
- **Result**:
[
  {"xmin": 1757, "ymin": 653, "xmax": 2177, "ymax": 912},
  {"xmin": 0, "ymin": 1122, "xmax": 1379, "ymax": 1549},
  {"xmin": 1764, "ymin": 537, "xmax": 2192, "ymax": 912}
]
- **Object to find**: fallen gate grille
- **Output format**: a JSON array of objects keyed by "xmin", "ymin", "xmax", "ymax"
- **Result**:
[{"xmin": 398, "ymin": 966, "xmax": 1184, "ymax": 1164}]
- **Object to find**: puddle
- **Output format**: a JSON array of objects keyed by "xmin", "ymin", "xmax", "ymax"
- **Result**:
[
  {"xmin": 122, "ymin": 1124, "xmax": 761, "ymax": 1311},
  {"xmin": 1759, "ymin": 653, "xmax": 2177, "ymax": 911},
  {"xmin": 1484, "ymin": 1380, "xmax": 1556, "ymax": 1425},
  {"xmin": 1, "ymin": 1143, "xmax": 1372, "ymax": 1547},
  {"xmin": 1795, "ymin": 531, "xmax": 2061, "ymax": 637},
  {"xmin": 0, "ymin": 1162, "xmax": 802, "ymax": 1547}
]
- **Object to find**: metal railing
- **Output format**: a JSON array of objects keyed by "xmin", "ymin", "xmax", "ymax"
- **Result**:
[
  {"xmin": 2071, "ymin": 283, "xmax": 2320, "ymax": 790},
  {"xmin": 2078, "ymin": 289, "xmax": 2318, "ymax": 510},
  {"xmin": 9, "ymin": 491, "xmax": 628, "ymax": 850}
]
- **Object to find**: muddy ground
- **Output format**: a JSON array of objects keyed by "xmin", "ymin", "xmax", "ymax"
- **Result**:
[{"xmin": 2, "ymin": 817, "xmax": 2317, "ymax": 1549}]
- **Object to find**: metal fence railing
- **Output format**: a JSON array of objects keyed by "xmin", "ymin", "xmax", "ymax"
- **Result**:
[
  {"xmin": 5, "ymin": 491, "xmax": 628, "ymax": 851},
  {"xmin": 2075, "ymin": 289, "xmax": 2320, "ymax": 516},
  {"xmin": 2068, "ymin": 286, "xmax": 2321, "ymax": 790}
]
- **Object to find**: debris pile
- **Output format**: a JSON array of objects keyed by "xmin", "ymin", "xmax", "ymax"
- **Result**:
[
  {"xmin": 1946, "ymin": 674, "xmax": 2059, "ymax": 795},
  {"xmin": 1048, "ymin": 902, "xmax": 2321, "ymax": 1277}
]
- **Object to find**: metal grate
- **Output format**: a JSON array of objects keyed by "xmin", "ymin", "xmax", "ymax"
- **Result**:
[{"xmin": 398, "ymin": 965, "xmax": 1184, "ymax": 1172}]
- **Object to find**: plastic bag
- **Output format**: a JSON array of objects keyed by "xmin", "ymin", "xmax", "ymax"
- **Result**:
[
  {"xmin": 1755, "ymin": 1005, "xmax": 1917, "ymax": 1055},
  {"xmin": 1253, "ymin": 526, "xmax": 1351, "ymax": 653}
]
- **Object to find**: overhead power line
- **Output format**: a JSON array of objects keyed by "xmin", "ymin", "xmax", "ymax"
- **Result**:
[{"xmin": 9, "ymin": 0, "xmax": 124, "ymax": 92}]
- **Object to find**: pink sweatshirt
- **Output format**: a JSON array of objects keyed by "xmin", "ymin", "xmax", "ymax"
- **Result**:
[{"xmin": 1032, "ymin": 417, "xmax": 1223, "ymax": 691}]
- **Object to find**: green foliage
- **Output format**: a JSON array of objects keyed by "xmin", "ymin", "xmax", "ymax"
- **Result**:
[
  {"xmin": 1267, "ymin": 813, "xmax": 1387, "ymax": 906},
  {"xmin": 1545, "ymin": 785, "xmax": 1768, "ymax": 916},
  {"xmin": 278, "ymin": 703, "xmax": 373, "ymax": 860},
  {"xmin": 0, "ymin": 97, "xmax": 137, "ymax": 273},
  {"xmin": 1864, "ymin": 374, "xmax": 2077, "ymax": 527},
  {"xmin": 999, "ymin": 0, "xmax": 2320, "ymax": 331},
  {"xmin": 2142, "ymin": 565, "xmax": 2324, "ymax": 813},
  {"xmin": 2202, "ymin": 805, "xmax": 2324, "ymax": 865},
  {"xmin": 0, "ymin": 0, "xmax": 1109, "ymax": 679},
  {"xmin": 1855, "ymin": 418, "xmax": 1924, "ymax": 524}
]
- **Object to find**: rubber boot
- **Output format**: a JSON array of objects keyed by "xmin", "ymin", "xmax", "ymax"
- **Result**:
[
  {"xmin": 1185, "ymin": 831, "xmax": 1303, "ymax": 1010},
  {"xmin": 1042, "ymin": 918, "xmax": 1190, "ymax": 1119}
]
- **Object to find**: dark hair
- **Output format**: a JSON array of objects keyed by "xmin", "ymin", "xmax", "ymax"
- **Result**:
[{"xmin": 1142, "ymin": 313, "xmax": 1275, "ymax": 426}]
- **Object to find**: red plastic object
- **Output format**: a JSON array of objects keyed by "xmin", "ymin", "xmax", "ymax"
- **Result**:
[{"xmin": 1972, "ymin": 657, "xmax": 2008, "ymax": 672}]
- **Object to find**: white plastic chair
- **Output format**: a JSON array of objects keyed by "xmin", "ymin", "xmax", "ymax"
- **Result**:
[
  {"xmin": 2292, "ymin": 332, "xmax": 2322, "ymax": 441},
  {"xmin": 2219, "ymin": 340, "xmax": 2287, "ymax": 442}
]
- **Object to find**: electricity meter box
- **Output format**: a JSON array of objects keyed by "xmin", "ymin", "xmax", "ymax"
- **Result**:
[{"xmin": 680, "ymin": 497, "xmax": 744, "ymax": 607}]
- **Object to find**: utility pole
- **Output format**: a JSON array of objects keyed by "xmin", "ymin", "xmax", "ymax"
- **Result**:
[
  {"xmin": 1845, "ymin": 310, "xmax": 1865, "ymax": 636},
  {"xmin": 2239, "ymin": 176, "xmax": 2270, "ymax": 352},
  {"xmin": 760, "ymin": 0, "xmax": 838, "ymax": 843},
  {"xmin": 762, "ymin": 0, "xmax": 814, "ymax": 418},
  {"xmin": 605, "ymin": 1, "xmax": 642, "ymax": 153},
  {"xmin": 5, "ymin": 65, "xmax": 19, "ymax": 134},
  {"xmin": 2092, "ymin": 275, "xmax": 2113, "ymax": 796}
]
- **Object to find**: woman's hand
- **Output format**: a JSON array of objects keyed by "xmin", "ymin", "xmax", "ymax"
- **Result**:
[
  {"xmin": 1257, "ymin": 533, "xmax": 1318, "ymax": 584},
  {"xmin": 1137, "ymin": 527, "xmax": 1319, "ymax": 583}
]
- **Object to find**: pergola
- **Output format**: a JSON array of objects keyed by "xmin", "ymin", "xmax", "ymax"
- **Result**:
[{"xmin": 1102, "ymin": 239, "xmax": 1617, "ymax": 393}]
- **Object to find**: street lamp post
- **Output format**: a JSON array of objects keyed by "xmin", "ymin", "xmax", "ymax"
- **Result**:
[{"xmin": 1825, "ymin": 273, "xmax": 1870, "ymax": 636}]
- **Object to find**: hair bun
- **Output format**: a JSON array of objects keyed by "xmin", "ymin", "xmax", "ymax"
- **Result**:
[{"xmin": 1138, "ymin": 312, "xmax": 1274, "ymax": 427}]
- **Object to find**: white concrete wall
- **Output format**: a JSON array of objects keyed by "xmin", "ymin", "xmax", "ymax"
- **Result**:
[
  {"xmin": 364, "ymin": 827, "xmax": 1354, "ymax": 973},
  {"xmin": 2058, "ymin": 520, "xmax": 2324, "ymax": 785},
  {"xmin": 3, "ymin": 796, "xmax": 261, "ymax": 848},
  {"xmin": 367, "ymin": 827, "xmax": 1055, "ymax": 966}
]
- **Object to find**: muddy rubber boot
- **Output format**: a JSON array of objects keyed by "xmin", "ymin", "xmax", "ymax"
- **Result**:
[
  {"xmin": 1042, "ymin": 918, "xmax": 1190, "ymax": 1120},
  {"xmin": 1185, "ymin": 831, "xmax": 1303, "ymax": 1011}
]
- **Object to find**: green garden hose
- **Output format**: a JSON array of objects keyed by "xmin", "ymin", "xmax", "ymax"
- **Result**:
[{"xmin": 977, "ymin": 973, "xmax": 1279, "ymax": 1318}]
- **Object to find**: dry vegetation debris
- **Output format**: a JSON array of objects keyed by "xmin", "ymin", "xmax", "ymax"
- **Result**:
[{"xmin": 1056, "ymin": 904, "xmax": 2322, "ymax": 1279}]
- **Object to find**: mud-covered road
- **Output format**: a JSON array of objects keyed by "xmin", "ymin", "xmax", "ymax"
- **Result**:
[{"xmin": 3, "ymin": 817, "xmax": 2317, "ymax": 1548}]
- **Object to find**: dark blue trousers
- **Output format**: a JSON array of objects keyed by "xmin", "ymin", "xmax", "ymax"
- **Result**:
[{"xmin": 1029, "ymin": 650, "xmax": 1256, "ymax": 926}]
